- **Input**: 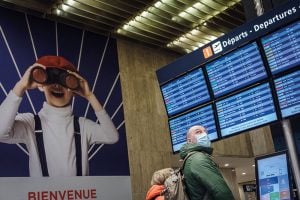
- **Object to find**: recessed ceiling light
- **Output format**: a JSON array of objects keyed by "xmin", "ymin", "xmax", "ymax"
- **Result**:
[
  {"xmin": 252, "ymin": 164, "xmax": 255, "ymax": 167},
  {"xmin": 66, "ymin": 0, "xmax": 75, "ymax": 6},
  {"xmin": 55, "ymin": 9, "xmax": 62, "ymax": 15},
  {"xmin": 224, "ymin": 163, "xmax": 229, "ymax": 167},
  {"xmin": 123, "ymin": 25, "xmax": 129, "ymax": 30},
  {"xmin": 154, "ymin": 1, "xmax": 162, "ymax": 8},
  {"xmin": 242, "ymin": 172, "xmax": 246, "ymax": 175},
  {"xmin": 141, "ymin": 11, "xmax": 149, "ymax": 17},
  {"xmin": 61, "ymin": 4, "xmax": 70, "ymax": 11}
]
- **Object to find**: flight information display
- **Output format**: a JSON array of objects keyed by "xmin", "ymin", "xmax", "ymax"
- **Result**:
[
  {"xmin": 206, "ymin": 42, "xmax": 267, "ymax": 98},
  {"xmin": 161, "ymin": 68, "xmax": 210, "ymax": 116},
  {"xmin": 216, "ymin": 83, "xmax": 277, "ymax": 137},
  {"xmin": 256, "ymin": 152, "xmax": 292, "ymax": 200},
  {"xmin": 168, "ymin": 104, "xmax": 218, "ymax": 153},
  {"xmin": 261, "ymin": 20, "xmax": 300, "ymax": 75},
  {"xmin": 274, "ymin": 70, "xmax": 300, "ymax": 118}
]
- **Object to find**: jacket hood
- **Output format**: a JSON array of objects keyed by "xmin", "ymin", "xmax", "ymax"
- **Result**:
[
  {"xmin": 145, "ymin": 185, "xmax": 165, "ymax": 200},
  {"xmin": 179, "ymin": 143, "xmax": 213, "ymax": 159}
]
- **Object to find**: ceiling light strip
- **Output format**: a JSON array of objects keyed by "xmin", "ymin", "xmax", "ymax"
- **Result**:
[
  {"xmin": 167, "ymin": 0, "xmax": 241, "ymax": 50},
  {"xmin": 118, "ymin": 26, "xmax": 168, "ymax": 43},
  {"xmin": 143, "ymin": 8, "xmax": 191, "ymax": 32},
  {"xmin": 118, "ymin": 1, "xmax": 189, "ymax": 39},
  {"xmin": 57, "ymin": 4, "xmax": 117, "ymax": 28},
  {"xmin": 62, "ymin": 0, "xmax": 125, "ymax": 23},
  {"xmin": 93, "ymin": 0, "xmax": 139, "ymax": 14},
  {"xmin": 54, "ymin": 7, "xmax": 113, "ymax": 31},
  {"xmin": 128, "ymin": 14, "xmax": 185, "ymax": 36},
  {"xmin": 148, "ymin": 6, "xmax": 194, "ymax": 30},
  {"xmin": 117, "ymin": 29, "xmax": 166, "ymax": 46},
  {"xmin": 72, "ymin": 0, "xmax": 133, "ymax": 18},
  {"xmin": 124, "ymin": 20, "xmax": 176, "ymax": 40}
]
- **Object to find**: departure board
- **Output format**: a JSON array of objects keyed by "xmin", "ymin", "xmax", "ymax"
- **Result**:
[
  {"xmin": 216, "ymin": 83, "xmax": 277, "ymax": 137},
  {"xmin": 206, "ymin": 42, "xmax": 267, "ymax": 98},
  {"xmin": 261, "ymin": 20, "xmax": 300, "ymax": 75},
  {"xmin": 161, "ymin": 68, "xmax": 210, "ymax": 116},
  {"xmin": 274, "ymin": 70, "xmax": 300, "ymax": 118},
  {"xmin": 168, "ymin": 104, "xmax": 218, "ymax": 153}
]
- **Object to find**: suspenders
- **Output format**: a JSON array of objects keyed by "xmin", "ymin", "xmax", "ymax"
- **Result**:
[{"xmin": 34, "ymin": 115, "xmax": 82, "ymax": 176}]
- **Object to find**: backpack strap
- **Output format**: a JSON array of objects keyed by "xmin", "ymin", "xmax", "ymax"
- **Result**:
[
  {"xmin": 181, "ymin": 151, "xmax": 217, "ymax": 170},
  {"xmin": 34, "ymin": 115, "xmax": 82, "ymax": 176},
  {"xmin": 180, "ymin": 151, "xmax": 198, "ymax": 171}
]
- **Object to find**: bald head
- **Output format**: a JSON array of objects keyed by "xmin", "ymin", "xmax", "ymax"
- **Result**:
[
  {"xmin": 186, "ymin": 125, "xmax": 211, "ymax": 147},
  {"xmin": 186, "ymin": 125, "xmax": 207, "ymax": 144}
]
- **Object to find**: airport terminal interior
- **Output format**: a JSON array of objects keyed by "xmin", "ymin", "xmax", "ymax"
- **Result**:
[{"xmin": 0, "ymin": 0, "xmax": 299, "ymax": 200}]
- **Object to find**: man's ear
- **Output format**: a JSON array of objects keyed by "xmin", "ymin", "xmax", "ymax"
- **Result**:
[{"xmin": 38, "ymin": 86, "xmax": 44, "ymax": 92}]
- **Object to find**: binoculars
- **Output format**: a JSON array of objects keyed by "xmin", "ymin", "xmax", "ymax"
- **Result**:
[{"xmin": 30, "ymin": 66, "xmax": 80, "ymax": 90}]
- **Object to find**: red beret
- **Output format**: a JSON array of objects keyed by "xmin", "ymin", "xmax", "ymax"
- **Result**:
[{"xmin": 36, "ymin": 55, "xmax": 76, "ymax": 72}]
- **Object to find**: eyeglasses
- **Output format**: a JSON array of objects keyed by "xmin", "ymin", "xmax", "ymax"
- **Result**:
[{"xmin": 30, "ymin": 66, "xmax": 80, "ymax": 90}]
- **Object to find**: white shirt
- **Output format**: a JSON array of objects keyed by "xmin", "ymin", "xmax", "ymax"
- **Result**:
[{"xmin": 0, "ymin": 91, "xmax": 119, "ymax": 177}]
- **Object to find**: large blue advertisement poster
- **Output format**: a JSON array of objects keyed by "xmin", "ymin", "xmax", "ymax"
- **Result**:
[{"xmin": 0, "ymin": 6, "xmax": 131, "ymax": 199}]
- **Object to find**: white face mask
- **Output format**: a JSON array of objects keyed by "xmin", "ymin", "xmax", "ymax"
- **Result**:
[{"xmin": 195, "ymin": 133, "xmax": 211, "ymax": 147}]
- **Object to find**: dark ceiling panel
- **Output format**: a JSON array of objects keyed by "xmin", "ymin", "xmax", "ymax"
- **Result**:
[{"xmin": 0, "ymin": 0, "xmax": 246, "ymax": 54}]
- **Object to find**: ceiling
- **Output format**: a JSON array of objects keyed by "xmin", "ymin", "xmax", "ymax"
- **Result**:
[
  {"xmin": 0, "ymin": 0, "xmax": 246, "ymax": 54},
  {"xmin": 213, "ymin": 156, "xmax": 256, "ymax": 184}
]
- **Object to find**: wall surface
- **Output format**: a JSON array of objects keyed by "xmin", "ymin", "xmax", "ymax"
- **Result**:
[
  {"xmin": 117, "ymin": 39, "xmax": 180, "ymax": 199},
  {"xmin": 213, "ymin": 126, "xmax": 275, "ymax": 157}
]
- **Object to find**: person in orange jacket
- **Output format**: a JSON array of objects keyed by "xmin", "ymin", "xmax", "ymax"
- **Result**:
[
  {"xmin": 145, "ymin": 168, "xmax": 173, "ymax": 200},
  {"xmin": 145, "ymin": 184, "xmax": 165, "ymax": 200}
]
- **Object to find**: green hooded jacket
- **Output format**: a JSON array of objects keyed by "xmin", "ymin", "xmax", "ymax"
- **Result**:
[{"xmin": 179, "ymin": 143, "xmax": 235, "ymax": 200}]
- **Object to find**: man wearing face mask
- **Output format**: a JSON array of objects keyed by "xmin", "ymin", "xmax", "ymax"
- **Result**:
[{"xmin": 179, "ymin": 125, "xmax": 234, "ymax": 200}]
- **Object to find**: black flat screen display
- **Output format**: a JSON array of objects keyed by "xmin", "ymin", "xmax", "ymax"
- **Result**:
[
  {"xmin": 161, "ymin": 68, "xmax": 210, "ymax": 117},
  {"xmin": 206, "ymin": 42, "xmax": 267, "ymax": 98},
  {"xmin": 274, "ymin": 70, "xmax": 300, "ymax": 118},
  {"xmin": 216, "ymin": 83, "xmax": 277, "ymax": 137},
  {"xmin": 255, "ymin": 151, "xmax": 292, "ymax": 200},
  {"xmin": 168, "ymin": 104, "xmax": 218, "ymax": 153},
  {"xmin": 261, "ymin": 20, "xmax": 300, "ymax": 75}
]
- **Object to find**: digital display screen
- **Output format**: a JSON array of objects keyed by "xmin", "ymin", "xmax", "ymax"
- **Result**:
[
  {"xmin": 216, "ymin": 83, "xmax": 277, "ymax": 137},
  {"xmin": 161, "ymin": 68, "xmax": 210, "ymax": 116},
  {"xmin": 168, "ymin": 104, "xmax": 218, "ymax": 153},
  {"xmin": 206, "ymin": 42, "xmax": 267, "ymax": 98},
  {"xmin": 274, "ymin": 70, "xmax": 300, "ymax": 118},
  {"xmin": 261, "ymin": 20, "xmax": 300, "ymax": 75},
  {"xmin": 256, "ymin": 152, "xmax": 292, "ymax": 200}
]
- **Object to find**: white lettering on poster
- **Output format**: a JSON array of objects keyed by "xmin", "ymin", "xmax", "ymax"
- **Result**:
[{"xmin": 209, "ymin": 5, "xmax": 298, "ymax": 54}]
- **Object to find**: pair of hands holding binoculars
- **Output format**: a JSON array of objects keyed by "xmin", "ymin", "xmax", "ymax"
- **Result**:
[{"xmin": 19, "ymin": 64, "xmax": 93, "ymax": 99}]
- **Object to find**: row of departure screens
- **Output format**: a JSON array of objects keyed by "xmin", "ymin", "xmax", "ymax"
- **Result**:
[{"xmin": 159, "ymin": 20, "xmax": 300, "ymax": 152}]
